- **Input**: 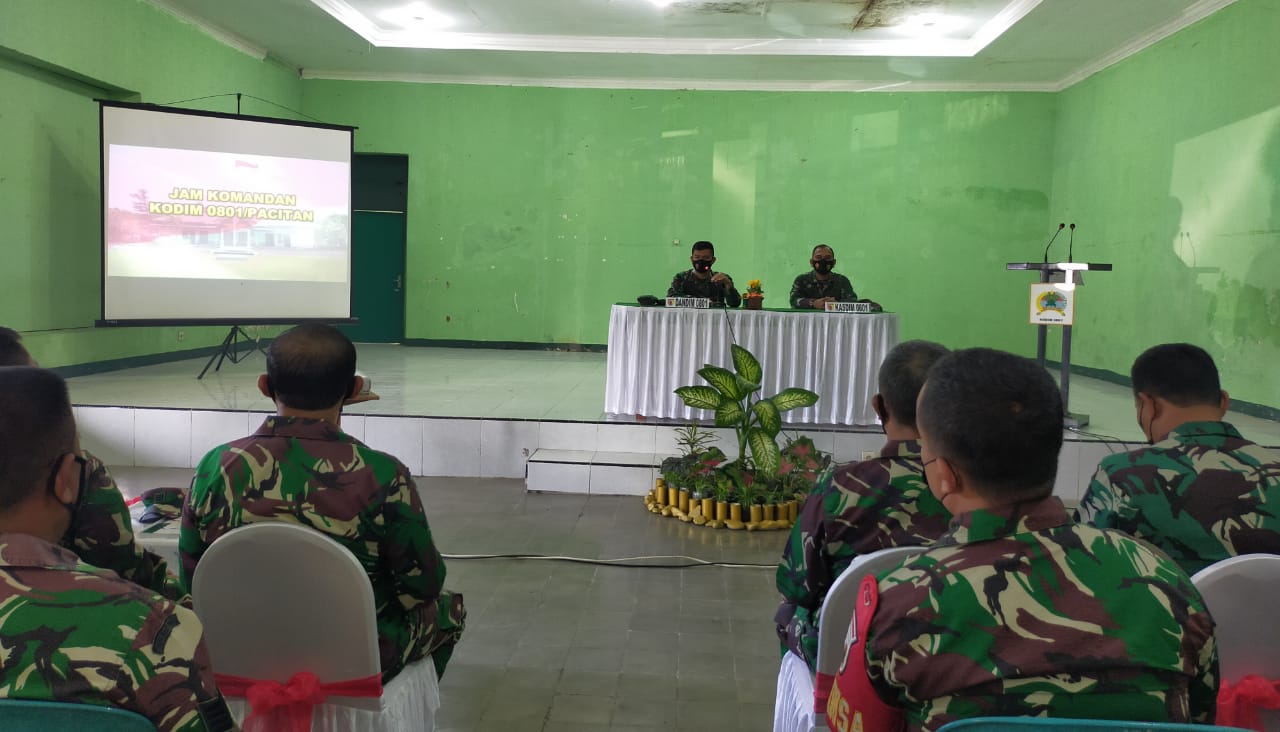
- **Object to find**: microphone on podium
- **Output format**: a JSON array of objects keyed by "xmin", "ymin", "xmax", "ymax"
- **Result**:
[
  {"xmin": 1042, "ymin": 223, "xmax": 1066, "ymax": 264},
  {"xmin": 1067, "ymin": 223, "xmax": 1077, "ymax": 262}
]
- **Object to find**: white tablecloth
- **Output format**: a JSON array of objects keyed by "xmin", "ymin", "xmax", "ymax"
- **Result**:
[
  {"xmin": 775, "ymin": 650, "xmax": 819, "ymax": 732},
  {"xmin": 604, "ymin": 304, "xmax": 899, "ymax": 426}
]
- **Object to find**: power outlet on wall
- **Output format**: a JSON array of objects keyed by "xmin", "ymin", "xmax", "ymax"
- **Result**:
[{"xmin": 176, "ymin": 330, "xmax": 185, "ymax": 342}]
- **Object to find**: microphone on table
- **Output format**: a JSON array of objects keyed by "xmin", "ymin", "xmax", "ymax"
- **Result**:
[
  {"xmin": 1042, "ymin": 223, "xmax": 1066, "ymax": 264},
  {"xmin": 1067, "ymin": 223, "xmax": 1077, "ymax": 262}
]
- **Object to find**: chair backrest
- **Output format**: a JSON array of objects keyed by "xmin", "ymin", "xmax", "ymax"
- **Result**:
[
  {"xmin": 0, "ymin": 699, "xmax": 156, "ymax": 731},
  {"xmin": 815, "ymin": 545, "xmax": 927, "ymax": 677},
  {"xmin": 938, "ymin": 718, "xmax": 1251, "ymax": 731},
  {"xmin": 1191, "ymin": 553, "xmax": 1280, "ymax": 681},
  {"xmin": 192, "ymin": 521, "xmax": 382, "ymax": 683}
]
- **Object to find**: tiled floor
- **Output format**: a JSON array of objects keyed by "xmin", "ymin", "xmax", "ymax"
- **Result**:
[
  {"xmin": 427, "ymin": 478, "xmax": 783, "ymax": 732},
  {"xmin": 112, "ymin": 471, "xmax": 786, "ymax": 732},
  {"xmin": 66, "ymin": 345, "xmax": 1280, "ymax": 446}
]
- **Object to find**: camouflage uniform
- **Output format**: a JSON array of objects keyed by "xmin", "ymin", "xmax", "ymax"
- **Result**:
[
  {"xmin": 180, "ymin": 416, "xmax": 465, "ymax": 681},
  {"xmin": 0, "ymin": 532, "xmax": 232, "ymax": 732},
  {"xmin": 775, "ymin": 440, "xmax": 950, "ymax": 667},
  {"xmin": 667, "ymin": 269, "xmax": 742, "ymax": 307},
  {"xmin": 70, "ymin": 450, "xmax": 189, "ymax": 605},
  {"xmin": 789, "ymin": 271, "xmax": 858, "ymax": 309},
  {"xmin": 863, "ymin": 496, "xmax": 1218, "ymax": 732},
  {"xmin": 1076, "ymin": 420, "xmax": 1280, "ymax": 576}
]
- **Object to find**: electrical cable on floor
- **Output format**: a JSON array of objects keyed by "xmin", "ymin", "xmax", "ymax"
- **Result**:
[
  {"xmin": 441, "ymin": 552, "xmax": 775, "ymax": 569},
  {"xmin": 1066, "ymin": 426, "xmax": 1133, "ymax": 454}
]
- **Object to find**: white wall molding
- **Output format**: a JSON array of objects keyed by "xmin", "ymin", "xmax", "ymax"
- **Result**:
[
  {"xmin": 308, "ymin": 0, "xmax": 1042, "ymax": 58},
  {"xmin": 146, "ymin": 0, "xmax": 269, "ymax": 61},
  {"xmin": 301, "ymin": 69, "xmax": 1058, "ymax": 94}
]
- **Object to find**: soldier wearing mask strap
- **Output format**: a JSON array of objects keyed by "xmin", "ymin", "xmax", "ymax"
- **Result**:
[
  {"xmin": 834, "ymin": 348, "xmax": 1217, "ymax": 731},
  {"xmin": 0, "ymin": 327, "xmax": 188, "ymax": 606},
  {"xmin": 1076, "ymin": 342, "xmax": 1280, "ymax": 576},
  {"xmin": 0, "ymin": 367, "xmax": 233, "ymax": 731}
]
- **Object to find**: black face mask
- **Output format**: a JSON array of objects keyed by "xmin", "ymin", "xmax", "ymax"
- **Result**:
[
  {"xmin": 693, "ymin": 261, "xmax": 713, "ymax": 273},
  {"xmin": 812, "ymin": 261, "xmax": 834, "ymax": 274},
  {"xmin": 49, "ymin": 453, "xmax": 89, "ymax": 548}
]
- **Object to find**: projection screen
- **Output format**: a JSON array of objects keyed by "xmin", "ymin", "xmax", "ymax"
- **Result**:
[{"xmin": 99, "ymin": 102, "xmax": 354, "ymax": 323}]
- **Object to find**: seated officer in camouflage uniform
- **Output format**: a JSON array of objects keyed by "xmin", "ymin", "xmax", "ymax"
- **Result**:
[
  {"xmin": 848, "ymin": 348, "xmax": 1218, "ymax": 731},
  {"xmin": 667, "ymin": 240, "xmax": 741, "ymax": 307},
  {"xmin": 775, "ymin": 339, "xmax": 951, "ymax": 668},
  {"xmin": 0, "ymin": 367, "xmax": 232, "ymax": 732},
  {"xmin": 180, "ymin": 324, "xmax": 464, "ymax": 680},
  {"xmin": 1076, "ymin": 343, "xmax": 1280, "ymax": 576},
  {"xmin": 789, "ymin": 245, "xmax": 858, "ymax": 309},
  {"xmin": 0, "ymin": 327, "xmax": 187, "ymax": 604}
]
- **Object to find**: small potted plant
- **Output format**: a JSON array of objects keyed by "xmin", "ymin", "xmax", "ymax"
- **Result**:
[
  {"xmin": 743, "ymin": 279, "xmax": 765, "ymax": 310},
  {"xmin": 737, "ymin": 479, "xmax": 762, "ymax": 525}
]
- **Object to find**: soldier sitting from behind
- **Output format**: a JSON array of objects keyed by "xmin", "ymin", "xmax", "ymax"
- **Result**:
[
  {"xmin": 667, "ymin": 240, "xmax": 741, "ymax": 307},
  {"xmin": 828, "ymin": 348, "xmax": 1218, "ymax": 732},
  {"xmin": 0, "ymin": 367, "xmax": 233, "ymax": 732},
  {"xmin": 179, "ymin": 324, "xmax": 464, "ymax": 681},
  {"xmin": 0, "ymin": 327, "xmax": 187, "ymax": 604},
  {"xmin": 1076, "ymin": 342, "xmax": 1280, "ymax": 576},
  {"xmin": 775, "ymin": 339, "xmax": 951, "ymax": 669}
]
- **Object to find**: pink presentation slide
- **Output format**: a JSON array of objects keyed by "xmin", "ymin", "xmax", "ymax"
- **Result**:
[{"xmin": 106, "ymin": 145, "xmax": 349, "ymax": 282}]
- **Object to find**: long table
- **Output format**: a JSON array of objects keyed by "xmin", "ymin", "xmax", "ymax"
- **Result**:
[{"xmin": 604, "ymin": 304, "xmax": 899, "ymax": 426}]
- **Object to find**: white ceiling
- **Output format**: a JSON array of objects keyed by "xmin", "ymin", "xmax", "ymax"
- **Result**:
[{"xmin": 151, "ymin": 0, "xmax": 1236, "ymax": 91}]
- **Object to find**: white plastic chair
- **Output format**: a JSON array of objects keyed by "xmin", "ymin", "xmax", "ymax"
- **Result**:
[
  {"xmin": 192, "ymin": 522, "xmax": 439, "ymax": 731},
  {"xmin": 1192, "ymin": 554, "xmax": 1280, "ymax": 732},
  {"xmin": 774, "ymin": 545, "xmax": 927, "ymax": 732}
]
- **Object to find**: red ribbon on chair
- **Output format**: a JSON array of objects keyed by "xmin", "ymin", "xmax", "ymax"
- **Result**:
[
  {"xmin": 1217, "ymin": 675, "xmax": 1280, "ymax": 732},
  {"xmin": 215, "ymin": 671, "xmax": 384, "ymax": 732}
]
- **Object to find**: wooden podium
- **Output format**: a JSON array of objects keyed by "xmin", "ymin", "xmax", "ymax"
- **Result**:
[{"xmin": 1007, "ymin": 261, "xmax": 1113, "ymax": 428}]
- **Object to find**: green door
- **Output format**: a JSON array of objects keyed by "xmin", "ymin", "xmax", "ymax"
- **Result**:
[{"xmin": 343, "ymin": 211, "xmax": 406, "ymax": 343}]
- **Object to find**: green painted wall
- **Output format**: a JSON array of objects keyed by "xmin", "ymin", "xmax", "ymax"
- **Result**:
[
  {"xmin": 5, "ymin": 0, "xmax": 1275, "ymax": 412},
  {"xmin": 303, "ymin": 82, "xmax": 1056, "ymax": 353},
  {"xmin": 1049, "ymin": 0, "xmax": 1280, "ymax": 409},
  {"xmin": 0, "ymin": 0, "xmax": 300, "ymax": 367}
]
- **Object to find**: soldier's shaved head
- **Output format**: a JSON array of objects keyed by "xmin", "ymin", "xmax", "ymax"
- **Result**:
[
  {"xmin": 1131, "ymin": 343, "xmax": 1222, "ymax": 408},
  {"xmin": 918, "ymin": 348, "xmax": 1063, "ymax": 502},
  {"xmin": 0, "ymin": 367, "xmax": 76, "ymax": 510},
  {"xmin": 265, "ymin": 324, "xmax": 357, "ymax": 411},
  {"xmin": 878, "ymin": 340, "xmax": 949, "ymax": 429},
  {"xmin": 0, "ymin": 327, "xmax": 31, "ymax": 367}
]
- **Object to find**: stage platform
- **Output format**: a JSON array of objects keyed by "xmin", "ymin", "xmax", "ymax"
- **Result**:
[{"xmin": 67, "ymin": 345, "xmax": 1280, "ymax": 500}]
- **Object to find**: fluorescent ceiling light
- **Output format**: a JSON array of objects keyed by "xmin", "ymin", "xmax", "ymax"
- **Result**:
[{"xmin": 377, "ymin": 1, "xmax": 454, "ymax": 30}]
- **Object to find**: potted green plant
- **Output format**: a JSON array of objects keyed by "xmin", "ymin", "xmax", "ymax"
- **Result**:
[
  {"xmin": 712, "ymin": 470, "xmax": 734, "ymax": 521},
  {"xmin": 673, "ymin": 344, "xmax": 819, "ymax": 480},
  {"xmin": 659, "ymin": 423, "xmax": 722, "ymax": 514}
]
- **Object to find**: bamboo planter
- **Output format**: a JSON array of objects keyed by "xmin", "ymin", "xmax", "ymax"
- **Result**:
[{"xmin": 642, "ymin": 481, "xmax": 795, "ymax": 531}]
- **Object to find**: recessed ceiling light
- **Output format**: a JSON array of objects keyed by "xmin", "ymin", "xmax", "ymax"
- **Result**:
[
  {"xmin": 648, "ymin": 0, "xmax": 679, "ymax": 8},
  {"xmin": 377, "ymin": 2, "xmax": 454, "ymax": 30}
]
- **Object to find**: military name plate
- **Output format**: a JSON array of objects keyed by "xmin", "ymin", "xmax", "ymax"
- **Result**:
[
  {"xmin": 666, "ymin": 297, "xmax": 712, "ymax": 309},
  {"xmin": 825, "ymin": 301, "xmax": 873, "ymax": 314}
]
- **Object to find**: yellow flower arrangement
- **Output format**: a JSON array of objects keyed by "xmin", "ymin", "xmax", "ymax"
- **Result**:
[{"xmin": 745, "ymin": 279, "xmax": 764, "ymax": 297}]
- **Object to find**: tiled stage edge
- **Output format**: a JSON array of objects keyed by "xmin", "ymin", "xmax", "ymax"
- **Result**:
[{"xmin": 76, "ymin": 406, "xmax": 1142, "ymax": 500}]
